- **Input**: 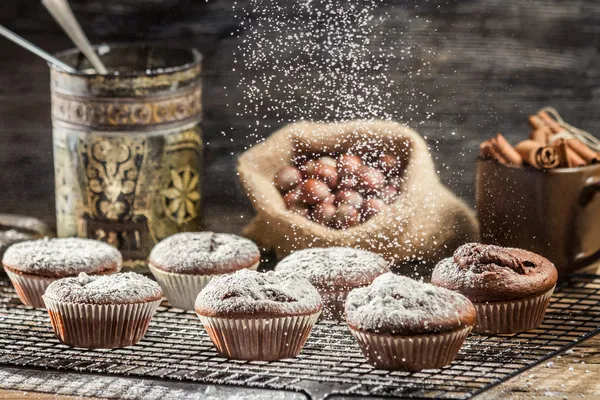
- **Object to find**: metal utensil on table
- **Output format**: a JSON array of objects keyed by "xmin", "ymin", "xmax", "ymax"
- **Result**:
[
  {"xmin": 0, "ymin": 24, "xmax": 77, "ymax": 73},
  {"xmin": 42, "ymin": 0, "xmax": 108, "ymax": 74}
]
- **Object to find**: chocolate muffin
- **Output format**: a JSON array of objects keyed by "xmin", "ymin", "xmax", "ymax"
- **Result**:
[
  {"xmin": 431, "ymin": 243, "xmax": 558, "ymax": 334},
  {"xmin": 346, "ymin": 273, "xmax": 476, "ymax": 371},
  {"xmin": 43, "ymin": 272, "xmax": 163, "ymax": 348},
  {"xmin": 0, "ymin": 214, "xmax": 52, "ymax": 259},
  {"xmin": 2, "ymin": 238, "xmax": 122, "ymax": 308},
  {"xmin": 195, "ymin": 269, "xmax": 322, "ymax": 360},
  {"xmin": 148, "ymin": 232, "xmax": 260, "ymax": 310},
  {"xmin": 275, "ymin": 247, "xmax": 390, "ymax": 320}
]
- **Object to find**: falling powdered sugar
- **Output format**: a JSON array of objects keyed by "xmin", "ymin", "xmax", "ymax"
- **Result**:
[
  {"xmin": 149, "ymin": 232, "xmax": 260, "ymax": 275},
  {"xmin": 275, "ymin": 247, "xmax": 390, "ymax": 289},
  {"xmin": 43, "ymin": 272, "xmax": 163, "ymax": 305},
  {"xmin": 2, "ymin": 238, "xmax": 122, "ymax": 277},
  {"xmin": 345, "ymin": 273, "xmax": 475, "ymax": 335},
  {"xmin": 195, "ymin": 269, "xmax": 322, "ymax": 318}
]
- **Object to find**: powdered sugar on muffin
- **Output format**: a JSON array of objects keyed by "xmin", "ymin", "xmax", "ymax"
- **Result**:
[
  {"xmin": 195, "ymin": 269, "xmax": 322, "ymax": 318},
  {"xmin": 346, "ymin": 273, "xmax": 476, "ymax": 335},
  {"xmin": 44, "ymin": 272, "xmax": 163, "ymax": 305},
  {"xmin": 149, "ymin": 232, "xmax": 260, "ymax": 275},
  {"xmin": 275, "ymin": 247, "xmax": 390, "ymax": 290},
  {"xmin": 2, "ymin": 238, "xmax": 122, "ymax": 277},
  {"xmin": 432, "ymin": 243, "xmax": 558, "ymax": 302}
]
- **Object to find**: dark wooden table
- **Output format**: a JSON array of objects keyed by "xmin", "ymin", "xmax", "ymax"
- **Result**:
[{"xmin": 1, "ymin": 0, "xmax": 600, "ymax": 398}]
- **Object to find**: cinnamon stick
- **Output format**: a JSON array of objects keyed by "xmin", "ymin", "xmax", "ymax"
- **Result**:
[
  {"xmin": 515, "ymin": 140, "xmax": 559, "ymax": 170},
  {"xmin": 528, "ymin": 115, "xmax": 545, "ymax": 130},
  {"xmin": 555, "ymin": 139, "xmax": 569, "ymax": 168},
  {"xmin": 555, "ymin": 139, "xmax": 586, "ymax": 168},
  {"xmin": 492, "ymin": 133, "xmax": 523, "ymax": 165},
  {"xmin": 530, "ymin": 127, "xmax": 550, "ymax": 145},
  {"xmin": 538, "ymin": 111, "xmax": 563, "ymax": 134},
  {"xmin": 566, "ymin": 138, "xmax": 599, "ymax": 164},
  {"xmin": 480, "ymin": 140, "xmax": 508, "ymax": 164}
]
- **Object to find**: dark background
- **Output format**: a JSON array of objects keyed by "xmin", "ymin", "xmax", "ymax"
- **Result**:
[{"xmin": 1, "ymin": 0, "xmax": 599, "ymax": 231}]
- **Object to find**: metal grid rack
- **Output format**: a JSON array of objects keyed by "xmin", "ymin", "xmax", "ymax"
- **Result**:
[{"xmin": 0, "ymin": 274, "xmax": 599, "ymax": 399}]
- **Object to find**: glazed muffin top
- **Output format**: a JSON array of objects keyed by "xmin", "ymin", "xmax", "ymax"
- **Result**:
[
  {"xmin": 275, "ymin": 247, "xmax": 390, "ymax": 290},
  {"xmin": 43, "ymin": 272, "xmax": 163, "ymax": 305},
  {"xmin": 195, "ymin": 269, "xmax": 323, "ymax": 318},
  {"xmin": 2, "ymin": 238, "xmax": 122, "ymax": 278},
  {"xmin": 149, "ymin": 232, "xmax": 260, "ymax": 275},
  {"xmin": 345, "ymin": 273, "xmax": 476, "ymax": 335},
  {"xmin": 431, "ymin": 243, "xmax": 558, "ymax": 302}
]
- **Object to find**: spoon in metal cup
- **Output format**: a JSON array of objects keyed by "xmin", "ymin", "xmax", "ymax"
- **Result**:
[
  {"xmin": 0, "ymin": 24, "xmax": 77, "ymax": 73},
  {"xmin": 42, "ymin": 0, "xmax": 108, "ymax": 74}
]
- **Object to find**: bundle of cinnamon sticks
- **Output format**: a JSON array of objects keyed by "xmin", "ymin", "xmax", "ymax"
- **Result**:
[{"xmin": 480, "ymin": 110, "xmax": 599, "ymax": 170}]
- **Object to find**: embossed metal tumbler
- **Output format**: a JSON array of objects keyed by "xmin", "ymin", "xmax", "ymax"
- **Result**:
[{"xmin": 50, "ymin": 45, "xmax": 203, "ymax": 269}]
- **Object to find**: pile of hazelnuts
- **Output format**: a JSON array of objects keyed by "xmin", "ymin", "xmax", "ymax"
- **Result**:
[{"xmin": 274, "ymin": 152, "xmax": 405, "ymax": 228}]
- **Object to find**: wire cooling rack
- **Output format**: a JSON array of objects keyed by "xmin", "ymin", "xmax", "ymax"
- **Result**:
[{"xmin": 0, "ymin": 274, "xmax": 599, "ymax": 400}]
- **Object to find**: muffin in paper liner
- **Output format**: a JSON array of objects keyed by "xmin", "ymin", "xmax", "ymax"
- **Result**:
[
  {"xmin": 350, "ymin": 326, "xmax": 472, "ymax": 371},
  {"xmin": 149, "ymin": 262, "xmax": 259, "ymax": 311},
  {"xmin": 274, "ymin": 247, "xmax": 391, "ymax": 321},
  {"xmin": 473, "ymin": 286, "xmax": 555, "ymax": 334},
  {"xmin": 43, "ymin": 297, "xmax": 162, "ymax": 349},
  {"xmin": 431, "ymin": 244, "xmax": 558, "ymax": 335},
  {"xmin": 320, "ymin": 289, "xmax": 351, "ymax": 321},
  {"xmin": 197, "ymin": 312, "xmax": 320, "ymax": 360},
  {"xmin": 5, "ymin": 268, "xmax": 55, "ymax": 308}
]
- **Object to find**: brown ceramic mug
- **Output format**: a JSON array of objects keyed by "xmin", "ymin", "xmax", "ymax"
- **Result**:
[{"xmin": 476, "ymin": 158, "xmax": 600, "ymax": 276}]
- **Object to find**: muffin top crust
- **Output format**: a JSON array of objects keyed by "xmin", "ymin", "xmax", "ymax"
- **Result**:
[
  {"xmin": 275, "ymin": 247, "xmax": 390, "ymax": 290},
  {"xmin": 431, "ymin": 243, "xmax": 558, "ymax": 302},
  {"xmin": 43, "ymin": 272, "xmax": 163, "ymax": 305},
  {"xmin": 345, "ymin": 273, "xmax": 476, "ymax": 335},
  {"xmin": 2, "ymin": 238, "xmax": 122, "ymax": 278},
  {"xmin": 149, "ymin": 232, "xmax": 260, "ymax": 275},
  {"xmin": 195, "ymin": 269, "xmax": 322, "ymax": 318}
]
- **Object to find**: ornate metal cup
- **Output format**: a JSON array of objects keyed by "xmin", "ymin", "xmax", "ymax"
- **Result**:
[{"xmin": 51, "ymin": 45, "xmax": 203, "ymax": 269}]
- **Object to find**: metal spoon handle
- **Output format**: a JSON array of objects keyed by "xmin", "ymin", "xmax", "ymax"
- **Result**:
[
  {"xmin": 0, "ymin": 24, "xmax": 77, "ymax": 73},
  {"xmin": 42, "ymin": 0, "xmax": 108, "ymax": 74}
]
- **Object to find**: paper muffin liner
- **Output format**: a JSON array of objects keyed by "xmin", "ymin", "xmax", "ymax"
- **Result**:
[
  {"xmin": 473, "ymin": 286, "xmax": 555, "ymax": 334},
  {"xmin": 350, "ymin": 326, "xmax": 472, "ymax": 371},
  {"xmin": 149, "ymin": 262, "xmax": 259, "ymax": 311},
  {"xmin": 197, "ymin": 311, "xmax": 320, "ymax": 360},
  {"xmin": 5, "ymin": 268, "xmax": 56, "ymax": 308},
  {"xmin": 43, "ymin": 297, "xmax": 162, "ymax": 349}
]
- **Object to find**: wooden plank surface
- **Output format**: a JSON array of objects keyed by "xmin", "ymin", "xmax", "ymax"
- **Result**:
[{"xmin": 0, "ymin": 0, "xmax": 599, "ymax": 398}]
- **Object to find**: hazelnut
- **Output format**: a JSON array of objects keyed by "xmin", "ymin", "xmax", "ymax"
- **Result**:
[
  {"xmin": 380, "ymin": 185, "xmax": 398, "ymax": 204},
  {"xmin": 274, "ymin": 166, "xmax": 302, "ymax": 192},
  {"xmin": 317, "ymin": 156, "xmax": 338, "ymax": 168},
  {"xmin": 283, "ymin": 186, "xmax": 303, "ymax": 208},
  {"xmin": 318, "ymin": 165, "xmax": 340, "ymax": 189},
  {"xmin": 299, "ymin": 160, "xmax": 318, "ymax": 177},
  {"xmin": 335, "ymin": 189, "xmax": 364, "ymax": 208},
  {"xmin": 338, "ymin": 174, "xmax": 359, "ymax": 190},
  {"xmin": 337, "ymin": 154, "xmax": 363, "ymax": 176},
  {"xmin": 322, "ymin": 194, "xmax": 336, "ymax": 205},
  {"xmin": 378, "ymin": 153, "xmax": 399, "ymax": 175},
  {"xmin": 362, "ymin": 197, "xmax": 386, "ymax": 219},
  {"xmin": 301, "ymin": 162, "xmax": 339, "ymax": 189},
  {"xmin": 312, "ymin": 203, "xmax": 337, "ymax": 225},
  {"xmin": 301, "ymin": 179, "xmax": 331, "ymax": 205},
  {"xmin": 357, "ymin": 166, "xmax": 386, "ymax": 193},
  {"xmin": 333, "ymin": 203, "xmax": 361, "ymax": 229}
]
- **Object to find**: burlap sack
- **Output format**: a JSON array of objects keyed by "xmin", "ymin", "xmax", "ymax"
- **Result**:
[{"xmin": 237, "ymin": 120, "xmax": 479, "ymax": 263}]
